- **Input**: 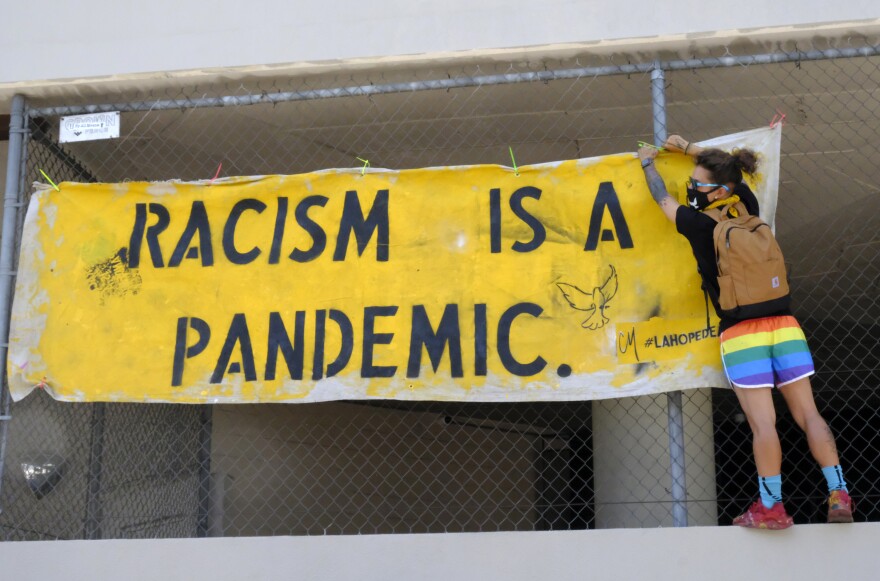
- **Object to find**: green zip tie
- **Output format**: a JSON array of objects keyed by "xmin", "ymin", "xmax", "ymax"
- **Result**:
[
  {"xmin": 39, "ymin": 169, "xmax": 60, "ymax": 191},
  {"xmin": 508, "ymin": 146, "xmax": 519, "ymax": 176},
  {"xmin": 637, "ymin": 141, "xmax": 666, "ymax": 151}
]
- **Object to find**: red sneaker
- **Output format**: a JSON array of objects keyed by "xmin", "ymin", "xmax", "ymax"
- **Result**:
[
  {"xmin": 733, "ymin": 500, "xmax": 793, "ymax": 530},
  {"xmin": 828, "ymin": 490, "xmax": 854, "ymax": 523}
]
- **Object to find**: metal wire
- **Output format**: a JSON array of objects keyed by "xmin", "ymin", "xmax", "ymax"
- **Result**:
[{"xmin": 1, "ymin": 40, "xmax": 878, "ymax": 539}]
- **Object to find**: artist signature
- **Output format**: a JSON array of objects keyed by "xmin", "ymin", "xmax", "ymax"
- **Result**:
[{"xmin": 617, "ymin": 328, "xmax": 640, "ymax": 363}]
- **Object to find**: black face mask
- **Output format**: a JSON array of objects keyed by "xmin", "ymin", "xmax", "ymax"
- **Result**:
[
  {"xmin": 686, "ymin": 180, "xmax": 729, "ymax": 211},
  {"xmin": 686, "ymin": 186, "xmax": 713, "ymax": 211}
]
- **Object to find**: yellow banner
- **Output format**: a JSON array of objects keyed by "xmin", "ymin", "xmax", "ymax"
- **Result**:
[{"xmin": 8, "ymin": 127, "xmax": 781, "ymax": 403}]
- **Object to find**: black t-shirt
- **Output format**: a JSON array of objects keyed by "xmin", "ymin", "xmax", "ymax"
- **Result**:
[{"xmin": 674, "ymin": 183, "xmax": 790, "ymax": 333}]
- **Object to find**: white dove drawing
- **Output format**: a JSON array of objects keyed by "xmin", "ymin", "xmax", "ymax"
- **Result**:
[{"xmin": 556, "ymin": 265, "xmax": 619, "ymax": 330}]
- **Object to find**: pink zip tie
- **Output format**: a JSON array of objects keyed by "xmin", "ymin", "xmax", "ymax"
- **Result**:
[
  {"xmin": 209, "ymin": 162, "xmax": 223, "ymax": 184},
  {"xmin": 769, "ymin": 110, "xmax": 786, "ymax": 129}
]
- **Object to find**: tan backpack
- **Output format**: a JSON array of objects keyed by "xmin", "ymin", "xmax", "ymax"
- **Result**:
[{"xmin": 704, "ymin": 202, "xmax": 791, "ymax": 318}]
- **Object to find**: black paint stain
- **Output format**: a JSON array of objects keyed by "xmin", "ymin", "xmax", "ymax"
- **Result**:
[
  {"xmin": 647, "ymin": 303, "xmax": 661, "ymax": 319},
  {"xmin": 86, "ymin": 248, "xmax": 143, "ymax": 304}
]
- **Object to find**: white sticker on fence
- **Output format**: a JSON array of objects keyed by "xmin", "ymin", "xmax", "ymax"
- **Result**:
[{"xmin": 59, "ymin": 112, "xmax": 120, "ymax": 143}]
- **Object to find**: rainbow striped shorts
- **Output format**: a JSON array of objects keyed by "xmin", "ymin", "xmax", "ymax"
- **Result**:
[{"xmin": 720, "ymin": 316, "xmax": 815, "ymax": 388}]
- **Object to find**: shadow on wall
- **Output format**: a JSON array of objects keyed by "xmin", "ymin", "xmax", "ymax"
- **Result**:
[{"xmin": 781, "ymin": 193, "xmax": 880, "ymax": 324}]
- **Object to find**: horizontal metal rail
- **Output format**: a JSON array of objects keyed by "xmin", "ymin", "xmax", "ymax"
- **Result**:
[{"xmin": 27, "ymin": 46, "xmax": 880, "ymax": 118}]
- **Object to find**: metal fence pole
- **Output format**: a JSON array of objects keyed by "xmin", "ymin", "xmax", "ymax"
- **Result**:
[
  {"xmin": 0, "ymin": 95, "xmax": 27, "ymax": 516},
  {"xmin": 196, "ymin": 405, "xmax": 213, "ymax": 537},
  {"xmin": 83, "ymin": 403, "xmax": 106, "ymax": 539},
  {"xmin": 651, "ymin": 63, "xmax": 689, "ymax": 527}
]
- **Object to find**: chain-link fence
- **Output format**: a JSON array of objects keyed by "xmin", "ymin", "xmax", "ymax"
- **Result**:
[{"xmin": 1, "ymin": 39, "xmax": 878, "ymax": 540}]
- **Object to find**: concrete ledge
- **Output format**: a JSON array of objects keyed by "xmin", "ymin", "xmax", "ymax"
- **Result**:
[
  {"xmin": 1, "ymin": 523, "xmax": 876, "ymax": 581},
  {"xmin": 2, "ymin": 19, "xmax": 879, "ymax": 112}
]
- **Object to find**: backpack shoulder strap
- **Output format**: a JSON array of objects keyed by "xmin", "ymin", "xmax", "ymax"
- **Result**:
[
  {"xmin": 703, "ymin": 201, "xmax": 750, "ymax": 223},
  {"xmin": 702, "ymin": 208, "xmax": 724, "ymax": 223}
]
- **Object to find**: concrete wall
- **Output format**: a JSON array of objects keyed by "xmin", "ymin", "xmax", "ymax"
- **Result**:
[
  {"xmin": 1, "ymin": 523, "xmax": 878, "ymax": 581},
  {"xmin": 0, "ymin": 1, "xmax": 877, "ymax": 85},
  {"xmin": 0, "ymin": 392, "xmax": 94, "ymax": 540},
  {"xmin": 593, "ymin": 390, "xmax": 717, "ymax": 528},
  {"xmin": 209, "ymin": 394, "xmax": 717, "ymax": 534},
  {"xmin": 210, "ymin": 403, "xmax": 538, "ymax": 535},
  {"xmin": 0, "ymin": 392, "xmax": 203, "ymax": 541}
]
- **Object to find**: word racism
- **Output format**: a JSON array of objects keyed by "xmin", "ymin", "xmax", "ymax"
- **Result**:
[
  {"xmin": 126, "ymin": 183, "xmax": 633, "ymax": 268},
  {"xmin": 126, "ymin": 183, "xmax": 635, "ymax": 386}
]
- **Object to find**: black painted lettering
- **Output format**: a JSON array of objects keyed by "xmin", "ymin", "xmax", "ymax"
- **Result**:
[
  {"xmin": 510, "ymin": 186, "xmax": 546, "ymax": 253},
  {"xmin": 268, "ymin": 197, "xmax": 289, "ymax": 264},
  {"xmin": 169, "ymin": 201, "xmax": 215, "ymax": 267},
  {"xmin": 210, "ymin": 313, "xmax": 257, "ymax": 383},
  {"xmin": 313, "ymin": 309, "xmax": 355, "ymax": 380},
  {"xmin": 334, "ymin": 190, "xmax": 389, "ymax": 262},
  {"xmin": 490, "ymin": 188, "xmax": 502, "ymax": 253},
  {"xmin": 327, "ymin": 309, "xmax": 354, "ymax": 377},
  {"xmin": 362, "ymin": 306, "xmax": 398, "ymax": 378},
  {"xmin": 497, "ymin": 302, "xmax": 547, "ymax": 376},
  {"xmin": 584, "ymin": 182, "xmax": 634, "ymax": 251},
  {"xmin": 474, "ymin": 303, "xmax": 488, "ymax": 376},
  {"xmin": 128, "ymin": 204, "xmax": 148, "ymax": 268},
  {"xmin": 290, "ymin": 195, "xmax": 329, "ymax": 263},
  {"xmin": 223, "ymin": 199, "xmax": 266, "ymax": 265},
  {"xmin": 171, "ymin": 317, "xmax": 211, "ymax": 387},
  {"xmin": 265, "ymin": 311, "xmax": 305, "ymax": 380},
  {"xmin": 313, "ymin": 310, "xmax": 326, "ymax": 380},
  {"xmin": 407, "ymin": 304, "xmax": 463, "ymax": 378},
  {"xmin": 128, "ymin": 203, "xmax": 170, "ymax": 268}
]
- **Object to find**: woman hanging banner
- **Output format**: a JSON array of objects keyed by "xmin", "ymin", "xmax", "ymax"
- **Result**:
[{"xmin": 7, "ymin": 126, "xmax": 780, "ymax": 403}]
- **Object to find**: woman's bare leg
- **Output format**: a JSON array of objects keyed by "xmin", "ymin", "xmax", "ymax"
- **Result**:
[
  {"xmin": 778, "ymin": 376, "xmax": 840, "ymax": 467},
  {"xmin": 734, "ymin": 386, "xmax": 782, "ymax": 476}
]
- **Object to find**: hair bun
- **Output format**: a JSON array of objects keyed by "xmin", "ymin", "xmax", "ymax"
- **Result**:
[
  {"xmin": 732, "ymin": 149, "xmax": 759, "ymax": 176},
  {"xmin": 695, "ymin": 147, "xmax": 760, "ymax": 184}
]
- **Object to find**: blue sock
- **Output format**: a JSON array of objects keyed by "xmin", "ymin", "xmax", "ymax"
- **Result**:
[
  {"xmin": 822, "ymin": 465, "xmax": 848, "ymax": 493},
  {"xmin": 759, "ymin": 475, "xmax": 783, "ymax": 508}
]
